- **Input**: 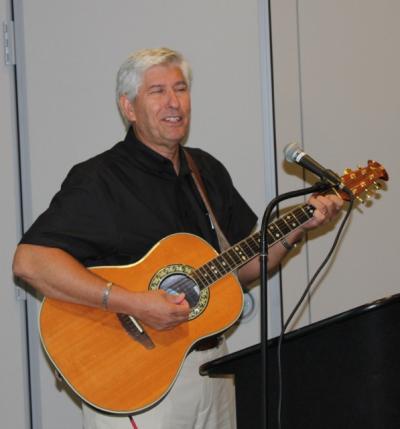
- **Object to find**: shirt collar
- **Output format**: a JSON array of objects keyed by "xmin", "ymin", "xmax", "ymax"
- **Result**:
[{"xmin": 122, "ymin": 127, "xmax": 191, "ymax": 178}]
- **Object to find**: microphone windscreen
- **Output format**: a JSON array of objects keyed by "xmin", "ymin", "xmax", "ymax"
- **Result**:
[{"xmin": 283, "ymin": 142, "xmax": 302, "ymax": 163}]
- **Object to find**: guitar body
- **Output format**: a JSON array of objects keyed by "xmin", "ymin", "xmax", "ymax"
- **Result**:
[{"xmin": 39, "ymin": 233, "xmax": 243, "ymax": 414}]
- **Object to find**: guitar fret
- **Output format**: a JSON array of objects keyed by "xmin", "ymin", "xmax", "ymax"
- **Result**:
[
  {"xmin": 241, "ymin": 233, "xmax": 261, "ymax": 254},
  {"xmin": 208, "ymin": 261, "xmax": 222, "ymax": 278},
  {"xmin": 293, "ymin": 208, "xmax": 306, "ymax": 223},
  {"xmin": 228, "ymin": 247, "xmax": 242, "ymax": 267},
  {"xmin": 247, "ymin": 240, "xmax": 259, "ymax": 253},
  {"xmin": 197, "ymin": 266, "xmax": 212, "ymax": 286},
  {"xmin": 219, "ymin": 253, "xmax": 236, "ymax": 271},
  {"xmin": 214, "ymin": 256, "xmax": 229, "ymax": 275},
  {"xmin": 230, "ymin": 245, "xmax": 246, "ymax": 263},
  {"xmin": 281, "ymin": 214, "xmax": 298, "ymax": 231},
  {"xmin": 275, "ymin": 217, "xmax": 292, "ymax": 236},
  {"xmin": 227, "ymin": 248, "xmax": 242, "ymax": 265},
  {"xmin": 266, "ymin": 230, "xmax": 275, "ymax": 245},
  {"xmin": 240, "ymin": 240, "xmax": 255, "ymax": 258},
  {"xmin": 203, "ymin": 263, "xmax": 218, "ymax": 282},
  {"xmin": 268, "ymin": 223, "xmax": 284, "ymax": 242},
  {"xmin": 293, "ymin": 206, "xmax": 314, "ymax": 224},
  {"xmin": 250, "ymin": 233, "xmax": 261, "ymax": 250}
]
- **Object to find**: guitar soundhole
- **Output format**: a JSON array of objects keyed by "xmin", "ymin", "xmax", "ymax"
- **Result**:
[
  {"xmin": 159, "ymin": 274, "xmax": 199, "ymax": 307},
  {"xmin": 149, "ymin": 264, "xmax": 209, "ymax": 320}
]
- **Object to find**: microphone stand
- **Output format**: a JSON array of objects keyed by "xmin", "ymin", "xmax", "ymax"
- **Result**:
[{"xmin": 260, "ymin": 181, "xmax": 335, "ymax": 429}]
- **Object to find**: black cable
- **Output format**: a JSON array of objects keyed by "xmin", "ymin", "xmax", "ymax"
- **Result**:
[
  {"xmin": 276, "ymin": 187, "xmax": 355, "ymax": 428},
  {"xmin": 260, "ymin": 181, "xmax": 333, "ymax": 429}
]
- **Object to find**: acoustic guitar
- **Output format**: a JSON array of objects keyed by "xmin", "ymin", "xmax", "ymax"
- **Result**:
[{"xmin": 39, "ymin": 161, "xmax": 388, "ymax": 414}]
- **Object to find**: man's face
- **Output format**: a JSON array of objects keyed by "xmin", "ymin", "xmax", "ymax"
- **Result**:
[{"xmin": 129, "ymin": 64, "xmax": 191, "ymax": 151}]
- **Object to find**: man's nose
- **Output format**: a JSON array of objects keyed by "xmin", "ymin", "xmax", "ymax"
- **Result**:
[{"xmin": 166, "ymin": 89, "xmax": 180, "ymax": 108}]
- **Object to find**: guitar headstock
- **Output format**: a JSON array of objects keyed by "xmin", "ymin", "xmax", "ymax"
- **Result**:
[{"xmin": 338, "ymin": 160, "xmax": 389, "ymax": 202}]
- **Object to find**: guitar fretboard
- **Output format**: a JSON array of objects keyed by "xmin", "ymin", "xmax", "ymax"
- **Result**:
[{"xmin": 192, "ymin": 203, "xmax": 315, "ymax": 290}]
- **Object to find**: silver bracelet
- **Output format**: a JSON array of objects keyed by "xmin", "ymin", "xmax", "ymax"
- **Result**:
[
  {"xmin": 281, "ymin": 236, "xmax": 296, "ymax": 251},
  {"xmin": 102, "ymin": 282, "xmax": 113, "ymax": 309}
]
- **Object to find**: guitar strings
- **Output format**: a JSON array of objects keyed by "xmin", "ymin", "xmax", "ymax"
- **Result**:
[{"xmin": 161, "ymin": 204, "xmax": 315, "ymax": 301}]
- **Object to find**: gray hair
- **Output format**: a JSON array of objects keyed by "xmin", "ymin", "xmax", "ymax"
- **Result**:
[{"xmin": 116, "ymin": 47, "xmax": 193, "ymax": 102}]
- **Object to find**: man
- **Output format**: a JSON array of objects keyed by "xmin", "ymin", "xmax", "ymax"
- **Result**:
[{"xmin": 13, "ymin": 47, "xmax": 342, "ymax": 428}]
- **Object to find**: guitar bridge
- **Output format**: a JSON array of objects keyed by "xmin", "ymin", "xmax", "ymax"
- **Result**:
[{"xmin": 117, "ymin": 313, "xmax": 155, "ymax": 350}]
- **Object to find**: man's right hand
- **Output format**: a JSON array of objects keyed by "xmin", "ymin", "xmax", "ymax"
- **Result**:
[{"xmin": 130, "ymin": 290, "xmax": 191, "ymax": 331}]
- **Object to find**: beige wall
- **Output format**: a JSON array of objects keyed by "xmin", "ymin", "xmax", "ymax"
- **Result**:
[
  {"xmin": 1, "ymin": 2, "xmax": 30, "ymax": 427},
  {"xmin": 271, "ymin": 0, "xmax": 400, "ymax": 328}
]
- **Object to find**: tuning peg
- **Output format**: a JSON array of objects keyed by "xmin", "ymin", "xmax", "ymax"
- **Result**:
[
  {"xmin": 364, "ymin": 193, "xmax": 374, "ymax": 206},
  {"xmin": 343, "ymin": 168, "xmax": 352, "ymax": 175},
  {"xmin": 356, "ymin": 196, "xmax": 365, "ymax": 204},
  {"xmin": 373, "ymin": 182, "xmax": 381, "ymax": 190}
]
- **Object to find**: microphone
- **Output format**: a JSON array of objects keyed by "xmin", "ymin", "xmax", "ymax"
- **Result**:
[{"xmin": 284, "ymin": 143, "xmax": 342, "ymax": 187}]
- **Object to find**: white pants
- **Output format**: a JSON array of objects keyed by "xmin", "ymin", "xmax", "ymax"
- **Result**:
[{"xmin": 82, "ymin": 338, "xmax": 236, "ymax": 429}]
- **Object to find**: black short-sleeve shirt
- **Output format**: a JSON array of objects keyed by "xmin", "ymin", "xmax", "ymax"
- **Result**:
[{"xmin": 21, "ymin": 128, "xmax": 258, "ymax": 267}]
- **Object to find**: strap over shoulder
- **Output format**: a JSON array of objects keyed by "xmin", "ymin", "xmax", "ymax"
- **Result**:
[{"xmin": 183, "ymin": 149, "xmax": 231, "ymax": 252}]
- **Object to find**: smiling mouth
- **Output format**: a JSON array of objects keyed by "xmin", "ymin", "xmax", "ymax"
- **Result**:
[{"xmin": 163, "ymin": 115, "xmax": 183, "ymax": 124}]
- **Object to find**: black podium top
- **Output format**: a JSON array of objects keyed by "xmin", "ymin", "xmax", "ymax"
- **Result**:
[{"xmin": 200, "ymin": 294, "xmax": 400, "ymax": 429}]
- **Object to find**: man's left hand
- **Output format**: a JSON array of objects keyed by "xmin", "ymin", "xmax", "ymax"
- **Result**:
[{"xmin": 304, "ymin": 194, "xmax": 344, "ymax": 230}]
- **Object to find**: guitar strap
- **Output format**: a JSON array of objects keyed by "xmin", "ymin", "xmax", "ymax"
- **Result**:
[{"xmin": 183, "ymin": 149, "xmax": 231, "ymax": 252}]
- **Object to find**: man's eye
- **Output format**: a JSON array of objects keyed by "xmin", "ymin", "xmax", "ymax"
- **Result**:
[{"xmin": 149, "ymin": 87, "xmax": 164, "ymax": 94}]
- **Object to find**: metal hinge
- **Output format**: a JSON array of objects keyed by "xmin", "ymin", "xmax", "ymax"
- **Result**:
[{"xmin": 3, "ymin": 20, "xmax": 16, "ymax": 66}]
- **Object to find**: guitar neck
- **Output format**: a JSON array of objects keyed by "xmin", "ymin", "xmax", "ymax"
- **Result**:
[{"xmin": 193, "ymin": 203, "xmax": 315, "ymax": 290}]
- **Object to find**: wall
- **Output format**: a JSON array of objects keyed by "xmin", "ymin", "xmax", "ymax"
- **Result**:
[
  {"xmin": 271, "ymin": 0, "xmax": 399, "ymax": 328},
  {"xmin": 0, "ymin": 0, "xmax": 30, "ymax": 426}
]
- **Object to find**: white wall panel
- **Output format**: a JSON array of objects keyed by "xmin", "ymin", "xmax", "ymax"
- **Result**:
[
  {"xmin": 0, "ymin": 1, "xmax": 30, "ymax": 427},
  {"xmin": 298, "ymin": 0, "xmax": 399, "ymax": 321},
  {"xmin": 271, "ymin": 0, "xmax": 399, "ymax": 328}
]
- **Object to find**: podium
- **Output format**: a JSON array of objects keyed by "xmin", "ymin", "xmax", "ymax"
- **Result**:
[{"xmin": 200, "ymin": 294, "xmax": 400, "ymax": 429}]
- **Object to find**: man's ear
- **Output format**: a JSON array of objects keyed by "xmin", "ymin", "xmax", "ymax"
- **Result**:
[{"xmin": 119, "ymin": 95, "xmax": 136, "ymax": 122}]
